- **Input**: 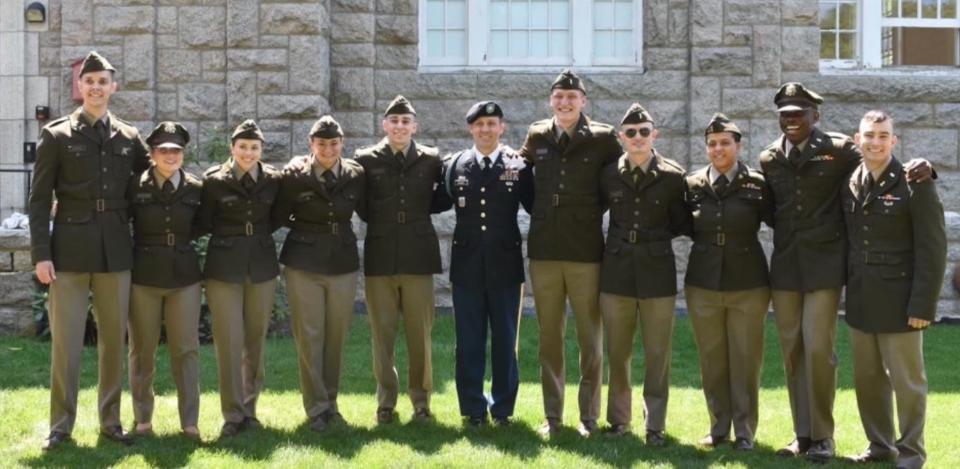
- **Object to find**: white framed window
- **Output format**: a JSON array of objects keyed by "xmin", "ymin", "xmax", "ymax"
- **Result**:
[
  {"xmin": 419, "ymin": 0, "xmax": 643, "ymax": 70},
  {"xmin": 820, "ymin": 0, "xmax": 960, "ymax": 69}
]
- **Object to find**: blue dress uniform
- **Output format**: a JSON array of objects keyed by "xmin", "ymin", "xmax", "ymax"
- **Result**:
[{"xmin": 436, "ymin": 105, "xmax": 534, "ymax": 422}]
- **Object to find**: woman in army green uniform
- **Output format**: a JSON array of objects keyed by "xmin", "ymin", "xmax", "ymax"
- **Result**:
[
  {"xmin": 197, "ymin": 120, "xmax": 281, "ymax": 438},
  {"xmin": 683, "ymin": 113, "xmax": 774, "ymax": 451},
  {"xmin": 127, "ymin": 122, "xmax": 203, "ymax": 441},
  {"xmin": 272, "ymin": 116, "xmax": 365, "ymax": 433}
]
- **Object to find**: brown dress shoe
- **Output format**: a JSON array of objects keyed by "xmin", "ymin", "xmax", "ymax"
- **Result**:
[
  {"xmin": 41, "ymin": 432, "xmax": 73, "ymax": 451},
  {"xmin": 604, "ymin": 424, "xmax": 631, "ymax": 437},
  {"xmin": 645, "ymin": 430, "xmax": 666, "ymax": 447},
  {"xmin": 733, "ymin": 437, "xmax": 755, "ymax": 451},
  {"xmin": 698, "ymin": 434, "xmax": 729, "ymax": 447},
  {"xmin": 412, "ymin": 408, "xmax": 434, "ymax": 423},
  {"xmin": 577, "ymin": 420, "xmax": 599, "ymax": 437},
  {"xmin": 219, "ymin": 421, "xmax": 243, "ymax": 438},
  {"xmin": 324, "ymin": 411, "xmax": 348, "ymax": 427},
  {"xmin": 310, "ymin": 415, "xmax": 328, "ymax": 433},
  {"xmin": 100, "ymin": 426, "xmax": 134, "ymax": 446},
  {"xmin": 243, "ymin": 417, "xmax": 263, "ymax": 430},
  {"xmin": 537, "ymin": 419, "xmax": 562, "ymax": 438},
  {"xmin": 776, "ymin": 437, "xmax": 812, "ymax": 457},
  {"xmin": 845, "ymin": 451, "xmax": 895, "ymax": 464},
  {"xmin": 181, "ymin": 428, "xmax": 202, "ymax": 443},
  {"xmin": 376, "ymin": 407, "xmax": 397, "ymax": 424},
  {"xmin": 805, "ymin": 438, "xmax": 836, "ymax": 464}
]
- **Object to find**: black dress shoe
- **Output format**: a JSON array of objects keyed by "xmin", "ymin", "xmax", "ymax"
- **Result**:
[
  {"xmin": 100, "ymin": 426, "xmax": 134, "ymax": 445},
  {"xmin": 577, "ymin": 420, "xmax": 599, "ymax": 437},
  {"xmin": 604, "ymin": 424, "xmax": 631, "ymax": 437},
  {"xmin": 645, "ymin": 429, "xmax": 666, "ymax": 447},
  {"xmin": 309, "ymin": 415, "xmax": 328, "ymax": 433},
  {"xmin": 776, "ymin": 437, "xmax": 812, "ymax": 457},
  {"xmin": 492, "ymin": 416, "xmax": 512, "ymax": 427},
  {"xmin": 220, "ymin": 421, "xmax": 243, "ymax": 438},
  {"xmin": 243, "ymin": 417, "xmax": 262, "ymax": 430},
  {"xmin": 324, "ymin": 411, "xmax": 348, "ymax": 427},
  {"xmin": 733, "ymin": 437, "xmax": 755, "ymax": 451},
  {"xmin": 698, "ymin": 434, "xmax": 729, "ymax": 447},
  {"xmin": 537, "ymin": 419, "xmax": 562, "ymax": 438},
  {"xmin": 41, "ymin": 432, "xmax": 73, "ymax": 451},
  {"xmin": 376, "ymin": 407, "xmax": 397, "ymax": 424},
  {"xmin": 806, "ymin": 438, "xmax": 836, "ymax": 464},
  {"xmin": 412, "ymin": 408, "xmax": 435, "ymax": 423},
  {"xmin": 465, "ymin": 415, "xmax": 488, "ymax": 427}
]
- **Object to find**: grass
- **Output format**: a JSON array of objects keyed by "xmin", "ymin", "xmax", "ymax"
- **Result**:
[{"xmin": 2, "ymin": 313, "xmax": 959, "ymax": 468}]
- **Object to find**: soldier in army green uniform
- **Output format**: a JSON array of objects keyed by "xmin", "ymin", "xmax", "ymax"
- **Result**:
[
  {"xmin": 759, "ymin": 83, "xmax": 933, "ymax": 463},
  {"xmin": 196, "ymin": 120, "xmax": 281, "ymax": 438},
  {"xmin": 518, "ymin": 69, "xmax": 622, "ymax": 438},
  {"xmin": 354, "ymin": 96, "xmax": 446, "ymax": 424},
  {"xmin": 29, "ymin": 51, "xmax": 150, "ymax": 450},
  {"xmin": 272, "ymin": 116, "xmax": 366, "ymax": 433},
  {"xmin": 126, "ymin": 122, "xmax": 203, "ymax": 442},
  {"xmin": 683, "ymin": 114, "xmax": 774, "ymax": 451},
  {"xmin": 598, "ymin": 104, "xmax": 689, "ymax": 444},
  {"xmin": 842, "ymin": 111, "xmax": 945, "ymax": 469}
]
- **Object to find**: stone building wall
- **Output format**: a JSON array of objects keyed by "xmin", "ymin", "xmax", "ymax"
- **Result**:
[{"xmin": 0, "ymin": 0, "xmax": 958, "ymax": 335}]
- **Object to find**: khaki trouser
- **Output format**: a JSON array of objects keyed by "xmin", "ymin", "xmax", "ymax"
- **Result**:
[
  {"xmin": 686, "ymin": 286, "xmax": 770, "ymax": 440},
  {"xmin": 600, "ymin": 292, "xmax": 675, "ymax": 430},
  {"xmin": 365, "ymin": 274, "xmax": 435, "ymax": 411},
  {"xmin": 771, "ymin": 288, "xmax": 841, "ymax": 441},
  {"xmin": 850, "ymin": 327, "xmax": 927, "ymax": 469},
  {"xmin": 49, "ymin": 271, "xmax": 131, "ymax": 434},
  {"xmin": 529, "ymin": 261, "xmax": 603, "ymax": 424},
  {"xmin": 128, "ymin": 283, "xmax": 201, "ymax": 430},
  {"xmin": 285, "ymin": 267, "xmax": 358, "ymax": 419},
  {"xmin": 206, "ymin": 277, "xmax": 277, "ymax": 424}
]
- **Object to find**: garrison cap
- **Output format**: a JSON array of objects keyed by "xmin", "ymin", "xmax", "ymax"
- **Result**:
[
  {"xmin": 465, "ymin": 101, "xmax": 503, "ymax": 124},
  {"xmin": 550, "ymin": 69, "xmax": 586, "ymax": 94},
  {"xmin": 620, "ymin": 103, "xmax": 655, "ymax": 126},
  {"xmin": 384, "ymin": 95, "xmax": 416, "ymax": 116},
  {"xmin": 79, "ymin": 51, "xmax": 116, "ymax": 77},
  {"xmin": 146, "ymin": 121, "xmax": 190, "ymax": 149},
  {"xmin": 310, "ymin": 115, "xmax": 344, "ymax": 139},
  {"xmin": 231, "ymin": 119, "xmax": 264, "ymax": 142},
  {"xmin": 704, "ymin": 113, "xmax": 741, "ymax": 138},
  {"xmin": 774, "ymin": 82, "xmax": 824, "ymax": 112}
]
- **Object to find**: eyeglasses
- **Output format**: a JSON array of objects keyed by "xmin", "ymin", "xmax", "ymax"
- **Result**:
[{"xmin": 623, "ymin": 128, "xmax": 653, "ymax": 138}]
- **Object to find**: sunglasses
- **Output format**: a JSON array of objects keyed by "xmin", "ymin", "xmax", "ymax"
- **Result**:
[{"xmin": 623, "ymin": 128, "xmax": 653, "ymax": 138}]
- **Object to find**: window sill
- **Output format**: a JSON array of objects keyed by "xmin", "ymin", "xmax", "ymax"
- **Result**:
[
  {"xmin": 820, "ymin": 64, "xmax": 960, "ymax": 76},
  {"xmin": 416, "ymin": 65, "xmax": 646, "ymax": 74}
]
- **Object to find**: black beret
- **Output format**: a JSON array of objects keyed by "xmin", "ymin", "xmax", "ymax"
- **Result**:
[
  {"xmin": 384, "ymin": 95, "xmax": 416, "ymax": 116},
  {"xmin": 704, "ymin": 113, "xmax": 741, "ymax": 138},
  {"xmin": 310, "ymin": 115, "xmax": 343, "ymax": 139},
  {"xmin": 231, "ymin": 119, "xmax": 264, "ymax": 142},
  {"xmin": 79, "ymin": 51, "xmax": 116, "ymax": 77},
  {"xmin": 774, "ymin": 82, "xmax": 824, "ymax": 112},
  {"xmin": 465, "ymin": 101, "xmax": 503, "ymax": 124},
  {"xmin": 146, "ymin": 121, "xmax": 190, "ymax": 149},
  {"xmin": 620, "ymin": 103, "xmax": 655, "ymax": 126},
  {"xmin": 550, "ymin": 69, "xmax": 586, "ymax": 94}
]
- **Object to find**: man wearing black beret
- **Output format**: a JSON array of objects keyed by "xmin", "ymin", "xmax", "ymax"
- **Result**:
[
  {"xmin": 518, "ymin": 69, "xmax": 622, "ymax": 438},
  {"xmin": 435, "ymin": 101, "xmax": 533, "ymax": 427},
  {"xmin": 30, "ymin": 50, "xmax": 150, "ymax": 450}
]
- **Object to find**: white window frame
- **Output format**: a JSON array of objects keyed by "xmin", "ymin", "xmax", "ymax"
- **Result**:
[
  {"xmin": 822, "ymin": 0, "xmax": 960, "ymax": 69},
  {"xmin": 418, "ymin": 0, "xmax": 644, "ymax": 72}
]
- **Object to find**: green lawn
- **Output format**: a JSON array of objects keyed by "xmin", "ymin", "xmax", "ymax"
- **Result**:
[{"xmin": 2, "ymin": 313, "xmax": 959, "ymax": 468}]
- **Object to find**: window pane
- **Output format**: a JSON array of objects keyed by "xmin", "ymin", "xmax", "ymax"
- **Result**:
[
  {"xmin": 530, "ymin": 31, "xmax": 549, "ymax": 56},
  {"xmin": 921, "ymin": 0, "xmax": 937, "ymax": 17},
  {"xmin": 945, "ymin": 0, "xmax": 957, "ymax": 17},
  {"xmin": 550, "ymin": 1, "xmax": 569, "ymax": 28},
  {"xmin": 530, "ymin": 0, "xmax": 549, "ymax": 28},
  {"xmin": 614, "ymin": 1, "xmax": 633, "ymax": 29},
  {"xmin": 838, "ymin": 32, "xmax": 857, "ymax": 59},
  {"xmin": 902, "ymin": 0, "xmax": 918, "ymax": 17},
  {"xmin": 447, "ymin": 0, "xmax": 466, "ymax": 29},
  {"xmin": 427, "ymin": 0, "xmax": 444, "ymax": 28},
  {"xmin": 551, "ymin": 31, "xmax": 569, "ymax": 56},
  {"xmin": 615, "ymin": 30, "xmax": 632, "ymax": 58},
  {"xmin": 820, "ymin": 31, "xmax": 837, "ymax": 59},
  {"xmin": 427, "ymin": 30, "xmax": 445, "ymax": 57},
  {"xmin": 489, "ymin": 31, "xmax": 509, "ymax": 57},
  {"xmin": 882, "ymin": 26, "xmax": 957, "ymax": 65},
  {"xmin": 820, "ymin": 3, "xmax": 838, "ymax": 29},
  {"xmin": 883, "ymin": 0, "xmax": 898, "ymax": 17},
  {"xmin": 446, "ymin": 30, "xmax": 465, "ymax": 57},
  {"xmin": 510, "ymin": 1, "xmax": 529, "ymax": 28},
  {"xmin": 595, "ymin": 1, "xmax": 613, "ymax": 29},
  {"xmin": 839, "ymin": 3, "xmax": 857, "ymax": 29},
  {"xmin": 594, "ymin": 30, "xmax": 613, "ymax": 57},
  {"xmin": 509, "ymin": 30, "xmax": 528, "ymax": 57},
  {"xmin": 491, "ymin": 1, "xmax": 509, "ymax": 28}
]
